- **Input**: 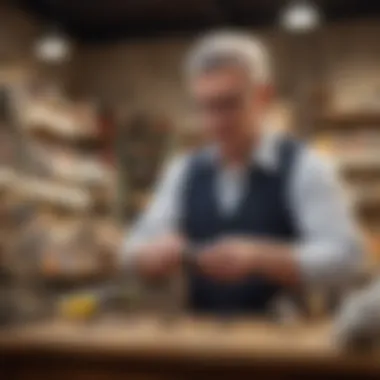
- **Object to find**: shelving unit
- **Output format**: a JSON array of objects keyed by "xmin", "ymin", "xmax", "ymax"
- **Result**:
[
  {"xmin": 313, "ymin": 110, "xmax": 380, "ymax": 268},
  {"xmin": 118, "ymin": 112, "xmax": 172, "ymax": 221},
  {"xmin": 2, "ymin": 91, "xmax": 122, "ymax": 286}
]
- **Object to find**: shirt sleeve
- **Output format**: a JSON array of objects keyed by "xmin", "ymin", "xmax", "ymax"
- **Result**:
[
  {"xmin": 121, "ymin": 154, "xmax": 190, "ymax": 263},
  {"xmin": 289, "ymin": 148, "xmax": 364, "ymax": 287}
]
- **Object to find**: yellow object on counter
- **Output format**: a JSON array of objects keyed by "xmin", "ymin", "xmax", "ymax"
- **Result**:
[{"xmin": 59, "ymin": 293, "xmax": 99, "ymax": 320}]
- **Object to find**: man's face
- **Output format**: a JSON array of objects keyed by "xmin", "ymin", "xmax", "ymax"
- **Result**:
[{"xmin": 190, "ymin": 66, "xmax": 267, "ymax": 147}]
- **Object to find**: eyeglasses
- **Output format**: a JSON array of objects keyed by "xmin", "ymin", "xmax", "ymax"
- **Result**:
[{"xmin": 192, "ymin": 91, "xmax": 248, "ymax": 114}]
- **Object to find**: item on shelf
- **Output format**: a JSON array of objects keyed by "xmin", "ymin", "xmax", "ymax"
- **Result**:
[
  {"xmin": 22, "ymin": 99, "xmax": 99, "ymax": 141},
  {"xmin": 14, "ymin": 176, "xmax": 92, "ymax": 211},
  {"xmin": 0, "ymin": 167, "xmax": 16, "ymax": 190}
]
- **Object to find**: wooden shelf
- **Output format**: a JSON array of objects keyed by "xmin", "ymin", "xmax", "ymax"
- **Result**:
[
  {"xmin": 22, "ymin": 102, "xmax": 99, "ymax": 142},
  {"xmin": 317, "ymin": 111, "xmax": 380, "ymax": 127},
  {"xmin": 13, "ymin": 176, "xmax": 92, "ymax": 211},
  {"xmin": 335, "ymin": 153, "xmax": 380, "ymax": 170},
  {"xmin": 313, "ymin": 109, "xmax": 380, "ymax": 251}
]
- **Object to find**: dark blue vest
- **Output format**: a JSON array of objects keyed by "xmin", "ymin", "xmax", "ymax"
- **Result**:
[{"xmin": 181, "ymin": 138, "xmax": 301, "ymax": 315}]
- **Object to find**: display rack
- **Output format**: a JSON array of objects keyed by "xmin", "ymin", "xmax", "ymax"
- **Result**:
[
  {"xmin": 6, "ymin": 92, "xmax": 121, "ymax": 284},
  {"xmin": 314, "ymin": 110, "xmax": 380, "ymax": 268}
]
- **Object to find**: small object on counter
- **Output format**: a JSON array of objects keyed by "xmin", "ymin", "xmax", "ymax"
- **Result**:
[
  {"xmin": 333, "ymin": 278, "xmax": 380, "ymax": 351},
  {"xmin": 59, "ymin": 292, "xmax": 99, "ymax": 321},
  {"xmin": 269, "ymin": 295, "xmax": 303, "ymax": 325},
  {"xmin": 58, "ymin": 284, "xmax": 143, "ymax": 321}
]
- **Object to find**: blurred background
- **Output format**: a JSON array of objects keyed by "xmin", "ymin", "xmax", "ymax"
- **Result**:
[{"xmin": 1, "ymin": 0, "xmax": 380, "ymax": 322}]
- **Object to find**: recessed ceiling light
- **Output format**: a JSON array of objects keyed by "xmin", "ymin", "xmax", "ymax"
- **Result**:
[
  {"xmin": 280, "ymin": 1, "xmax": 322, "ymax": 33},
  {"xmin": 35, "ymin": 29, "xmax": 72, "ymax": 63}
]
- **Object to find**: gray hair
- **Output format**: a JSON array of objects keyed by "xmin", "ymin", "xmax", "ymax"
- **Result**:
[{"xmin": 185, "ymin": 31, "xmax": 272, "ymax": 86}]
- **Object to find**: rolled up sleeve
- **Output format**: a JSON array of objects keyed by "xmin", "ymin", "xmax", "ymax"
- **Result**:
[
  {"xmin": 121, "ymin": 154, "xmax": 189, "ymax": 264},
  {"xmin": 290, "ymin": 148, "xmax": 363, "ymax": 287}
]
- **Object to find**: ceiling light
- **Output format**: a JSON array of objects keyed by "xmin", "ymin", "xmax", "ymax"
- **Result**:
[
  {"xmin": 35, "ymin": 29, "xmax": 72, "ymax": 63},
  {"xmin": 280, "ymin": 1, "xmax": 322, "ymax": 33}
]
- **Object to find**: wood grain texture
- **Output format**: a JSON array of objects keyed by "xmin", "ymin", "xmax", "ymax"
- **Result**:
[{"xmin": 1, "ymin": 316, "xmax": 380, "ymax": 379}]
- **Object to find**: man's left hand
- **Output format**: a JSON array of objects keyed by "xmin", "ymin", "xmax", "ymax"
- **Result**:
[{"xmin": 197, "ymin": 237, "xmax": 264, "ymax": 281}]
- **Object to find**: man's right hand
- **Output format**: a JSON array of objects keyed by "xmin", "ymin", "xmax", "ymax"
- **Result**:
[{"xmin": 136, "ymin": 235, "xmax": 186, "ymax": 279}]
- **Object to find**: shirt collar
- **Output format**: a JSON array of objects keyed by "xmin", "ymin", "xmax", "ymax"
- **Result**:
[{"xmin": 202, "ymin": 129, "xmax": 281, "ymax": 172}]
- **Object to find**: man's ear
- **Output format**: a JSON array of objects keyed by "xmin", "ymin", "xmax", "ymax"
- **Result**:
[
  {"xmin": 252, "ymin": 84, "xmax": 274, "ymax": 111},
  {"xmin": 261, "ymin": 84, "xmax": 275, "ymax": 103}
]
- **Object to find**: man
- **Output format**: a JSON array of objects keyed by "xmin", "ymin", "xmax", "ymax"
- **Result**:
[{"xmin": 123, "ymin": 31, "xmax": 362, "ymax": 315}]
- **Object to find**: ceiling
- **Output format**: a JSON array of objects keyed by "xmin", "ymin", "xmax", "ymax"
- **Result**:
[{"xmin": 16, "ymin": 0, "xmax": 380, "ymax": 43}]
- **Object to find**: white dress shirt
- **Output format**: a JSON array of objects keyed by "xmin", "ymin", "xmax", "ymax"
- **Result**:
[{"xmin": 123, "ymin": 132, "xmax": 362, "ymax": 287}]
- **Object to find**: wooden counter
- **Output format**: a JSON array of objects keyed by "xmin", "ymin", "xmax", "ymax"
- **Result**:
[{"xmin": 1, "ymin": 316, "xmax": 380, "ymax": 379}]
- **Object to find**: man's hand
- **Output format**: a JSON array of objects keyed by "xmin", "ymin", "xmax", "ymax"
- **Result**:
[
  {"xmin": 136, "ymin": 234, "xmax": 186, "ymax": 279},
  {"xmin": 197, "ymin": 237, "xmax": 262, "ymax": 281},
  {"xmin": 197, "ymin": 237, "xmax": 299, "ymax": 285}
]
